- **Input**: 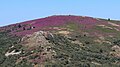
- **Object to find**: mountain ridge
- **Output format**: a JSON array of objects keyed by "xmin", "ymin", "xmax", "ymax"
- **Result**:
[{"xmin": 0, "ymin": 15, "xmax": 116, "ymax": 36}]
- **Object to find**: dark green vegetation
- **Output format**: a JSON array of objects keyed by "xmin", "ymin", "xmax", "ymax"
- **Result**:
[
  {"xmin": 44, "ymin": 34, "xmax": 120, "ymax": 67},
  {"xmin": 1, "ymin": 31, "xmax": 120, "ymax": 67},
  {"xmin": 0, "ymin": 32, "xmax": 33, "ymax": 67}
]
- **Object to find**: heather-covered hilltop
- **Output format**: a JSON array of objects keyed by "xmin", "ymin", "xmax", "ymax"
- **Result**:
[
  {"xmin": 0, "ymin": 15, "xmax": 120, "ymax": 67},
  {"xmin": 1, "ymin": 15, "xmax": 118, "ymax": 36}
]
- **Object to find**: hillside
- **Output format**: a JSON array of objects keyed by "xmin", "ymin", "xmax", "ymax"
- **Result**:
[{"xmin": 0, "ymin": 15, "xmax": 120, "ymax": 67}]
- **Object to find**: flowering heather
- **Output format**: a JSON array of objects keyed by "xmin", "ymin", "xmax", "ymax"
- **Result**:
[{"xmin": 0, "ymin": 15, "xmax": 120, "ymax": 36}]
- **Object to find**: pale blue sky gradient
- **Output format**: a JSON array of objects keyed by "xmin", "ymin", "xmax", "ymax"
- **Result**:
[{"xmin": 0, "ymin": 0, "xmax": 120, "ymax": 26}]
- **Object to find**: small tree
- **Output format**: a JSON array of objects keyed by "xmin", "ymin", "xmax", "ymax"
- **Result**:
[
  {"xmin": 18, "ymin": 24, "xmax": 22, "ymax": 28},
  {"xmin": 23, "ymin": 27, "xmax": 26, "ymax": 30},
  {"xmin": 108, "ymin": 18, "xmax": 110, "ymax": 21}
]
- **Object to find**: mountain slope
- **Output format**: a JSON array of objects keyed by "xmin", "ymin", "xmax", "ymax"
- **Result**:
[{"xmin": 0, "ymin": 15, "xmax": 120, "ymax": 67}]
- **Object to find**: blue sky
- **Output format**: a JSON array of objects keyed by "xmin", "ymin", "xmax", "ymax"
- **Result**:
[{"xmin": 0, "ymin": 0, "xmax": 120, "ymax": 26}]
